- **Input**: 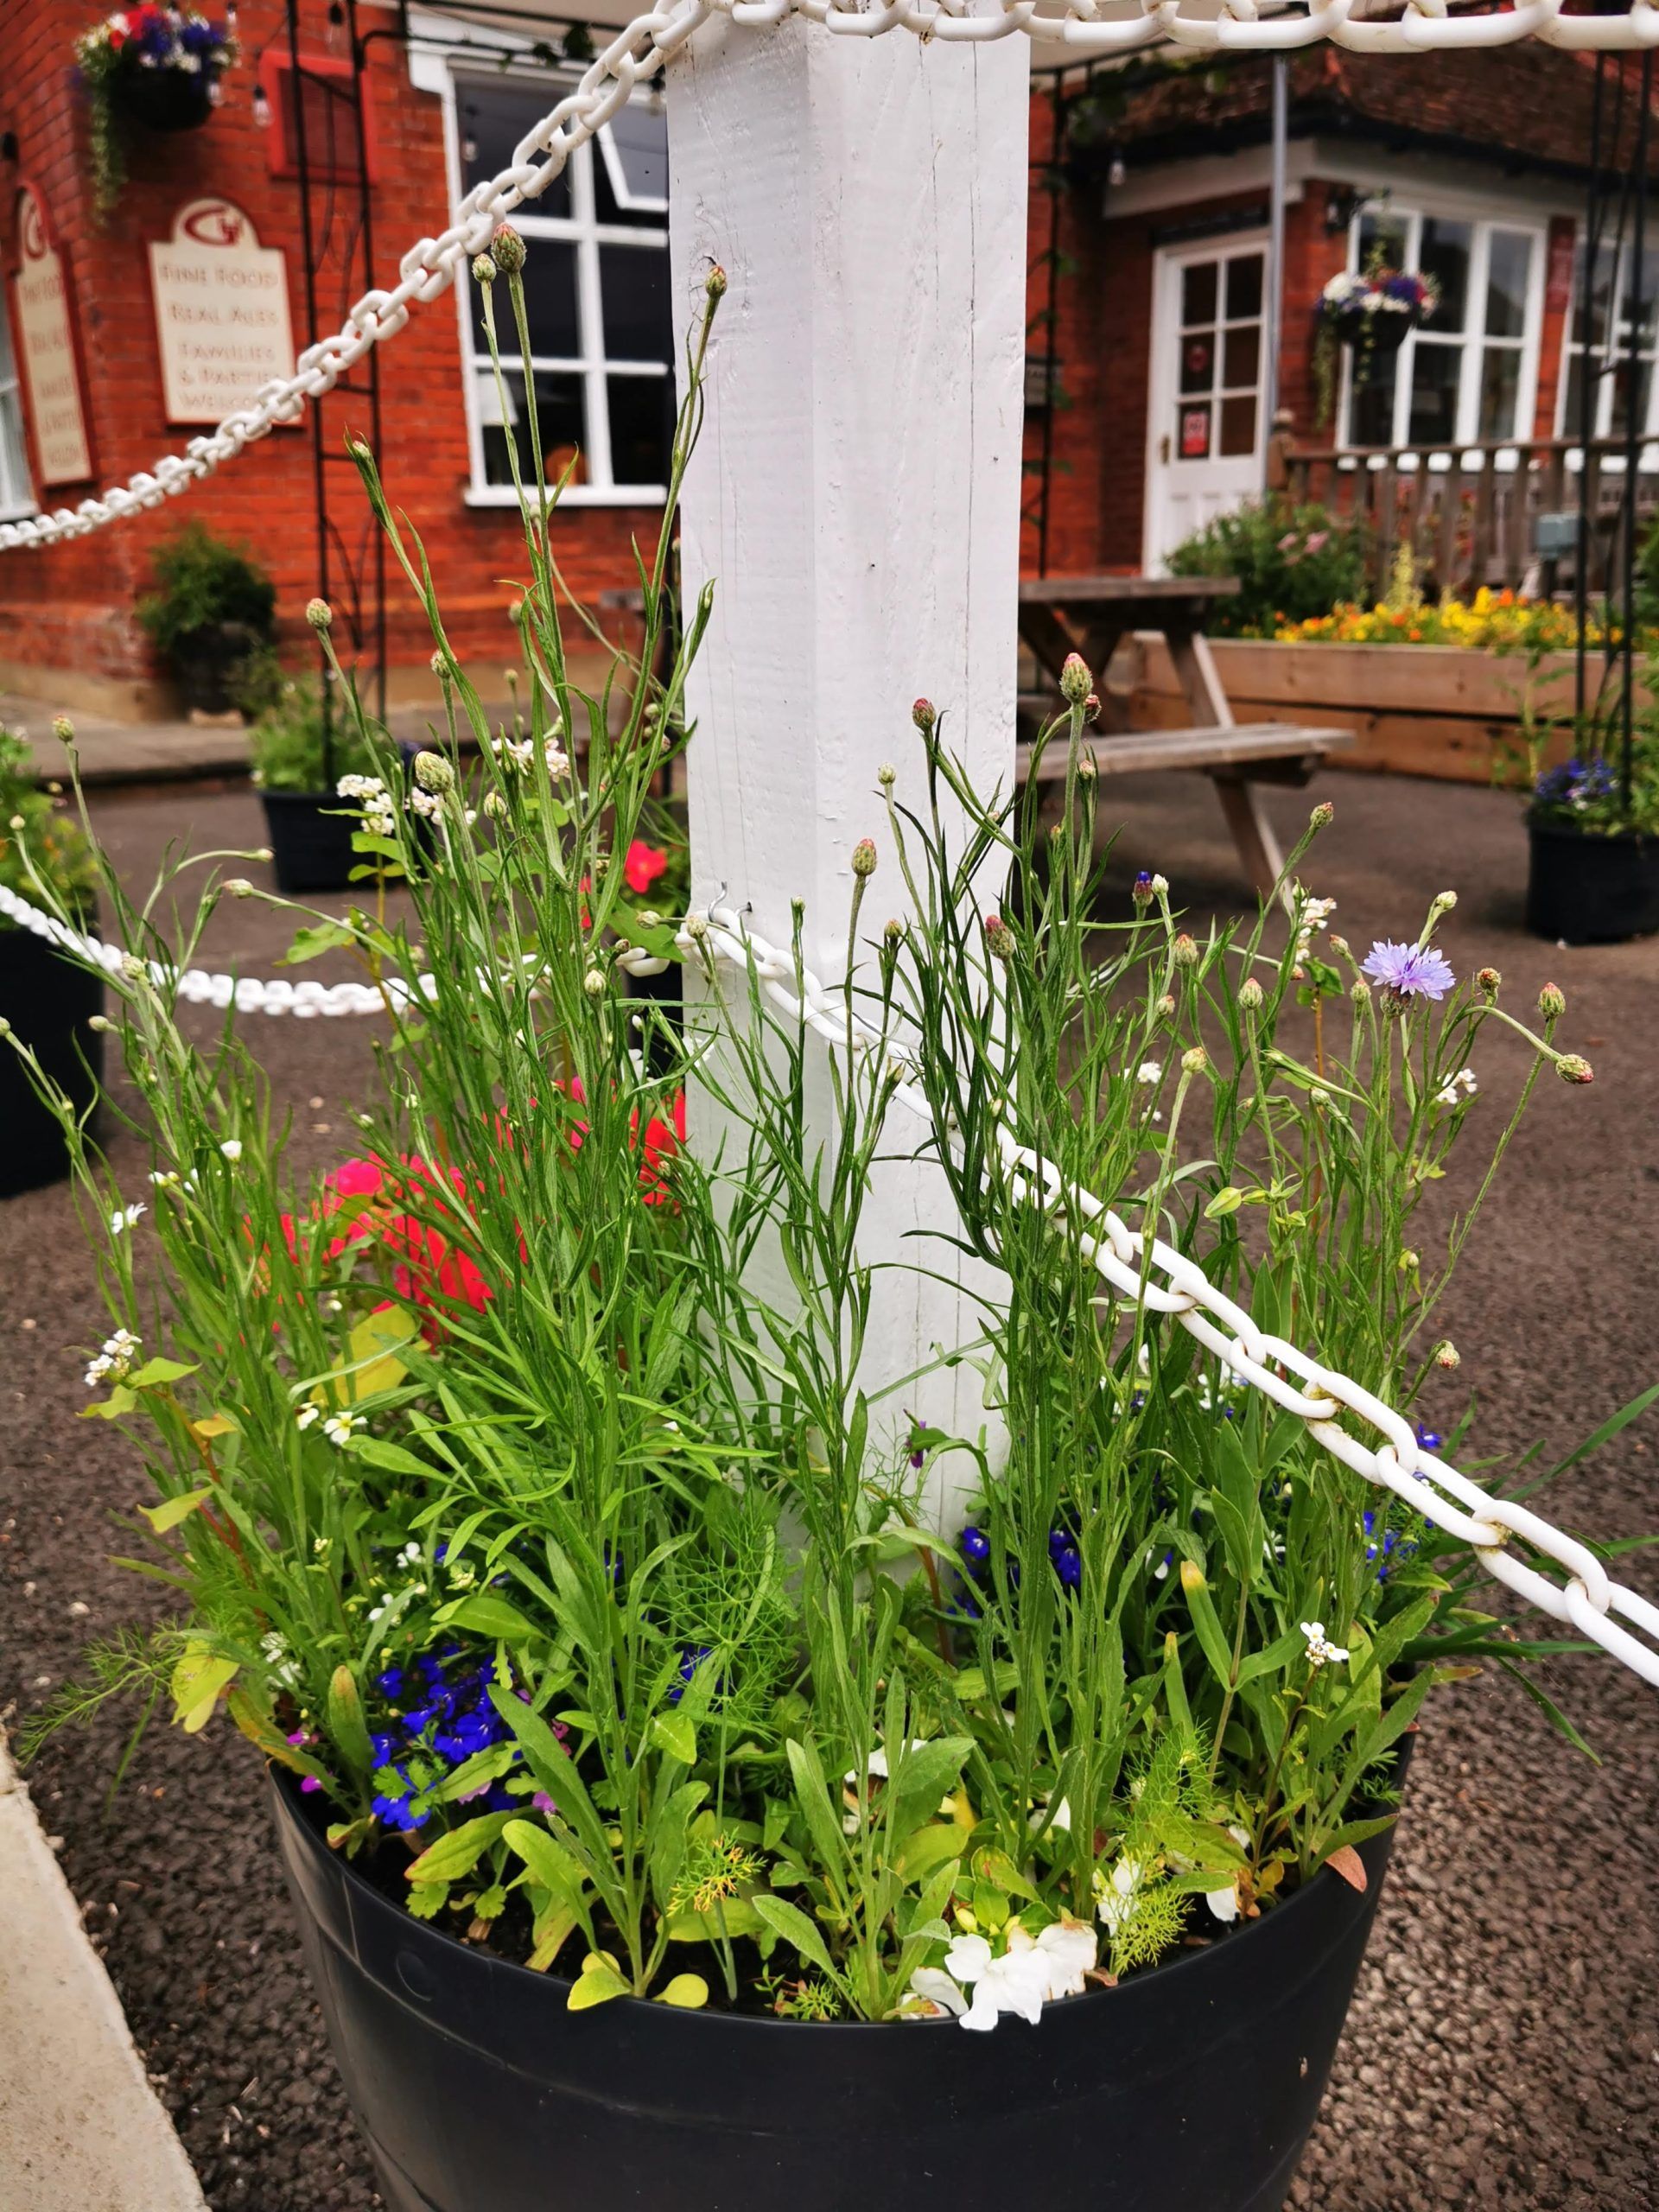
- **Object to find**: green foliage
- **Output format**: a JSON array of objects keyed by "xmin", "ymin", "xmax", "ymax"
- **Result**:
[
  {"xmin": 1166, "ymin": 498, "xmax": 1370, "ymax": 637},
  {"xmin": 16, "ymin": 246, "xmax": 1625, "ymax": 2025},
  {"xmin": 0, "ymin": 725, "xmax": 98, "ymax": 922},
  {"xmin": 135, "ymin": 523, "xmax": 276, "ymax": 666},
  {"xmin": 239, "ymin": 658, "xmax": 376, "ymax": 793}
]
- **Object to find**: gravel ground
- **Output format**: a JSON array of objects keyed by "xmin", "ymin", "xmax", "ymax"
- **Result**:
[{"xmin": 2, "ymin": 771, "xmax": 1656, "ymax": 2212}]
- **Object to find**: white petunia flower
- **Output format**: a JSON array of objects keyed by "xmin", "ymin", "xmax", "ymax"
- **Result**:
[{"xmin": 1300, "ymin": 1619, "xmax": 1350, "ymax": 1669}]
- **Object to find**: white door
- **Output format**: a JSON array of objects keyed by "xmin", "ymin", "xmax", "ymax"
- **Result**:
[{"xmin": 1143, "ymin": 234, "xmax": 1268, "ymax": 570}]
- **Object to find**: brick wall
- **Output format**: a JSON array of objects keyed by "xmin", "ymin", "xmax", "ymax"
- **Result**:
[{"xmin": 0, "ymin": 0, "xmax": 659, "ymax": 708}]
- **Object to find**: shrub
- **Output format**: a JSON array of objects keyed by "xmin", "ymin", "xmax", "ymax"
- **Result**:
[
  {"xmin": 0, "ymin": 725, "xmax": 97, "ymax": 922},
  {"xmin": 239, "ymin": 655, "xmax": 376, "ymax": 794},
  {"xmin": 1166, "ymin": 499, "xmax": 1369, "ymax": 638},
  {"xmin": 135, "ymin": 522, "xmax": 276, "ymax": 667}
]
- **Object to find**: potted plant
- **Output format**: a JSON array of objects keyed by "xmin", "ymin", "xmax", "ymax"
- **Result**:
[
  {"xmin": 0, "ymin": 721, "xmax": 102, "ymax": 1198},
  {"xmin": 18, "ymin": 246, "xmax": 1646, "ymax": 2212},
  {"xmin": 75, "ymin": 6, "xmax": 238, "ymax": 222},
  {"xmin": 1313, "ymin": 262, "xmax": 1437, "ymax": 428},
  {"xmin": 1525, "ymin": 742, "xmax": 1659, "ymax": 943},
  {"xmin": 242, "ymin": 653, "xmax": 383, "ymax": 896},
  {"xmin": 135, "ymin": 521, "xmax": 276, "ymax": 720}
]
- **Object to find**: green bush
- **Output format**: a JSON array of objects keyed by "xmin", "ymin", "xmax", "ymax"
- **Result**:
[
  {"xmin": 240, "ymin": 655, "xmax": 375, "ymax": 795},
  {"xmin": 0, "ymin": 725, "xmax": 97, "ymax": 922},
  {"xmin": 135, "ymin": 523, "xmax": 277, "ymax": 666},
  {"xmin": 1166, "ymin": 499, "xmax": 1370, "ymax": 638}
]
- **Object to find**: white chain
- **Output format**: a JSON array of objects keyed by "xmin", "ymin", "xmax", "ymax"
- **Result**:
[
  {"xmin": 8, "ymin": 869, "xmax": 1656, "ymax": 1689},
  {"xmin": 686, "ymin": 902, "xmax": 1659, "ymax": 1694},
  {"xmin": 3, "ymin": 0, "xmax": 1656, "ymax": 556}
]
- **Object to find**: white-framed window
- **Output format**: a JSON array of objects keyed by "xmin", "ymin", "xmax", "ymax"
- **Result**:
[
  {"xmin": 0, "ymin": 284, "xmax": 35, "ymax": 521},
  {"xmin": 448, "ymin": 70, "xmax": 672, "ymax": 505},
  {"xmin": 1340, "ymin": 203, "xmax": 1544, "ymax": 451},
  {"xmin": 1556, "ymin": 235, "xmax": 1659, "ymax": 442}
]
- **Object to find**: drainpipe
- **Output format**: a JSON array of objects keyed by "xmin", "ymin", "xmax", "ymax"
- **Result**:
[{"xmin": 1262, "ymin": 53, "xmax": 1288, "ymax": 496}]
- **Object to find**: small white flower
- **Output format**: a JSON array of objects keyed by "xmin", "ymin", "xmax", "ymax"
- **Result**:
[
  {"xmin": 906, "ymin": 1967, "xmax": 967, "ymax": 2018},
  {"xmin": 1093, "ymin": 1853, "xmax": 1147, "ymax": 1935},
  {"xmin": 543, "ymin": 737, "xmax": 571, "ymax": 779},
  {"xmin": 397, "ymin": 1541, "xmax": 421, "ymax": 1567},
  {"xmin": 408, "ymin": 787, "xmax": 443, "ymax": 821},
  {"xmin": 1205, "ymin": 1882, "xmax": 1240, "ymax": 1924},
  {"xmin": 148, "ymin": 1168, "xmax": 181, "ymax": 1188},
  {"xmin": 1031, "ymin": 1916, "xmax": 1096, "ymax": 1999},
  {"xmin": 1149, "ymin": 874, "xmax": 1169, "ymax": 896},
  {"xmin": 1135, "ymin": 1060, "xmax": 1161, "ymax": 1085},
  {"xmin": 296, "ymin": 1404, "xmax": 321, "ymax": 1430},
  {"xmin": 941, "ymin": 1930, "xmax": 1052, "ymax": 2031},
  {"xmin": 219, "ymin": 1140, "xmax": 243, "ymax": 1161},
  {"xmin": 1300, "ymin": 1619, "xmax": 1350, "ymax": 1669},
  {"xmin": 322, "ymin": 1412, "xmax": 360, "ymax": 1447},
  {"xmin": 109, "ymin": 1204, "xmax": 146, "ymax": 1234}
]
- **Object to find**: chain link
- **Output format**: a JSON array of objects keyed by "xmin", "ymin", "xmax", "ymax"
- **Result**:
[
  {"xmin": 3, "ymin": 0, "xmax": 1656, "ymax": 555},
  {"xmin": 6, "ymin": 873, "xmax": 1655, "ymax": 1689}
]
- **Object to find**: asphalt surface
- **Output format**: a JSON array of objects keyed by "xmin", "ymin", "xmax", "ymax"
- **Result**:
[{"xmin": 1, "ymin": 770, "xmax": 1656, "ymax": 2212}]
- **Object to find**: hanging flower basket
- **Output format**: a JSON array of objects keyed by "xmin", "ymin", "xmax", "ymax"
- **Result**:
[
  {"xmin": 74, "ymin": 7, "xmax": 238, "ymax": 220},
  {"xmin": 1319, "ymin": 268, "xmax": 1437, "ymax": 356}
]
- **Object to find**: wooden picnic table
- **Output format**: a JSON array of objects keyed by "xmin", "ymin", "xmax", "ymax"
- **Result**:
[{"xmin": 1017, "ymin": 574, "xmax": 1350, "ymax": 897}]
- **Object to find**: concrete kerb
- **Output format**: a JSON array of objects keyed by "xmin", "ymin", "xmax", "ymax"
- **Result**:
[{"xmin": 0, "ymin": 1726, "xmax": 208, "ymax": 2212}]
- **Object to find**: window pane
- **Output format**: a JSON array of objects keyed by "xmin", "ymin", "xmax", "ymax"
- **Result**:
[
  {"xmin": 1181, "ymin": 262, "xmax": 1217, "ymax": 327},
  {"xmin": 0, "ymin": 299, "xmax": 29, "ymax": 513},
  {"xmin": 1478, "ymin": 345, "xmax": 1522, "ymax": 440},
  {"xmin": 1485, "ymin": 231, "xmax": 1532, "ymax": 340},
  {"xmin": 594, "ymin": 104, "xmax": 669, "ymax": 228},
  {"xmin": 599, "ymin": 243, "xmax": 671, "ymax": 365},
  {"xmin": 1180, "ymin": 331, "xmax": 1216, "ymax": 395},
  {"xmin": 457, "ymin": 79, "xmax": 572, "ymax": 219},
  {"xmin": 1358, "ymin": 209, "xmax": 1408, "ymax": 270},
  {"xmin": 607, "ymin": 374, "xmax": 672, "ymax": 487},
  {"xmin": 1349, "ymin": 351, "xmax": 1399, "ymax": 446},
  {"xmin": 478, "ymin": 368, "xmax": 586, "ymax": 487},
  {"xmin": 1421, "ymin": 219, "xmax": 1471, "ymax": 332},
  {"xmin": 1408, "ymin": 340, "xmax": 1462, "ymax": 444},
  {"xmin": 1223, "ymin": 324, "xmax": 1260, "ymax": 390},
  {"xmin": 1224, "ymin": 253, "xmax": 1262, "ymax": 322},
  {"xmin": 472, "ymin": 245, "xmax": 580, "ymax": 360},
  {"xmin": 1219, "ymin": 393, "xmax": 1257, "ymax": 457}
]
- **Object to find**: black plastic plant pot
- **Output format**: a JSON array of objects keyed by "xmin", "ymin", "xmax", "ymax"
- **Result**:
[
  {"xmin": 271, "ymin": 1765, "xmax": 1402, "ymax": 2212},
  {"xmin": 1526, "ymin": 817, "xmax": 1659, "ymax": 944},
  {"xmin": 0, "ymin": 921, "xmax": 103, "ymax": 1200},
  {"xmin": 261, "ymin": 791, "xmax": 360, "ymax": 897},
  {"xmin": 1331, "ymin": 307, "xmax": 1416, "ymax": 355},
  {"xmin": 116, "ymin": 66, "xmax": 216, "ymax": 133}
]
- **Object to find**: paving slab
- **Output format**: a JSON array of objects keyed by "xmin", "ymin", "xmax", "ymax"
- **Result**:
[{"xmin": 0, "ymin": 1730, "xmax": 207, "ymax": 2212}]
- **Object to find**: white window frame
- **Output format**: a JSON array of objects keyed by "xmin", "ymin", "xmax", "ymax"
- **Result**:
[
  {"xmin": 436, "ymin": 61, "xmax": 671, "ymax": 507},
  {"xmin": 1338, "ymin": 199, "xmax": 1546, "ymax": 454},
  {"xmin": 1554, "ymin": 232, "xmax": 1659, "ymax": 455},
  {"xmin": 0, "ymin": 282, "xmax": 35, "ymax": 523}
]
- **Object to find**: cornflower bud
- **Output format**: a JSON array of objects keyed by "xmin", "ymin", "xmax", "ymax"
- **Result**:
[
  {"xmin": 52, "ymin": 715, "xmax": 74, "ymax": 742},
  {"xmin": 1238, "ymin": 977, "xmax": 1264, "ymax": 1012},
  {"xmin": 1329, "ymin": 933, "xmax": 1351, "ymax": 958},
  {"xmin": 1181, "ymin": 1046, "xmax": 1208, "ymax": 1076},
  {"xmin": 1060, "ymin": 652, "xmax": 1092, "ymax": 703},
  {"xmin": 348, "ymin": 437, "xmax": 372, "ymax": 464},
  {"xmin": 706, "ymin": 264, "xmax": 728, "ymax": 301},
  {"xmin": 684, "ymin": 912, "xmax": 709, "ymax": 942},
  {"xmin": 850, "ymin": 837, "xmax": 878, "ymax": 879},
  {"xmin": 1538, "ymin": 981, "xmax": 1566, "ymax": 1019},
  {"xmin": 1084, "ymin": 692, "xmax": 1100, "ymax": 718},
  {"xmin": 884, "ymin": 918, "xmax": 905, "ymax": 944},
  {"xmin": 1397, "ymin": 1249, "xmax": 1421, "ymax": 1274},
  {"xmin": 1158, "ymin": 992, "xmax": 1176, "ymax": 1016},
  {"xmin": 1132, "ymin": 870, "xmax": 1154, "ymax": 906},
  {"xmin": 1351, "ymin": 977, "xmax": 1371, "ymax": 1004},
  {"xmin": 431, "ymin": 650, "xmax": 451, "ymax": 681},
  {"xmin": 223, "ymin": 878, "xmax": 254, "ymax": 899},
  {"xmin": 1077, "ymin": 753, "xmax": 1096, "ymax": 779},
  {"xmin": 983, "ymin": 913, "xmax": 1014, "ymax": 962},
  {"xmin": 583, "ymin": 969, "xmax": 607, "ymax": 998},
  {"xmin": 1172, "ymin": 932, "xmax": 1198, "ymax": 967},
  {"xmin": 255, "ymin": 848, "xmax": 273, "ymax": 863},
  {"xmin": 1556, "ymin": 1052, "xmax": 1594, "ymax": 1085},
  {"xmin": 491, "ymin": 225, "xmax": 527, "ymax": 274},
  {"xmin": 483, "ymin": 789, "xmax": 508, "ymax": 818},
  {"xmin": 1477, "ymin": 965, "xmax": 1501, "ymax": 997},
  {"xmin": 471, "ymin": 252, "xmax": 495, "ymax": 285},
  {"xmin": 1433, "ymin": 1340, "xmax": 1460, "ymax": 1370},
  {"xmin": 1308, "ymin": 801, "xmax": 1334, "ymax": 830},
  {"xmin": 413, "ymin": 751, "xmax": 454, "ymax": 794},
  {"xmin": 912, "ymin": 697, "xmax": 936, "ymax": 734},
  {"xmin": 1150, "ymin": 873, "xmax": 1170, "ymax": 897},
  {"xmin": 306, "ymin": 598, "xmax": 333, "ymax": 631},
  {"xmin": 87, "ymin": 1014, "xmax": 111, "ymax": 1033},
  {"xmin": 877, "ymin": 762, "xmax": 896, "ymax": 789},
  {"xmin": 6, "ymin": 814, "xmax": 22, "ymax": 831}
]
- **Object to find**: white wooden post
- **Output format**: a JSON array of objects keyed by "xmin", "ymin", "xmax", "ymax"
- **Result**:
[{"xmin": 668, "ymin": 13, "xmax": 1029, "ymax": 1520}]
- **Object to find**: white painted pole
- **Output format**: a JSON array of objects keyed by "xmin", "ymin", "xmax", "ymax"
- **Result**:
[{"xmin": 668, "ymin": 13, "xmax": 1029, "ymax": 1517}]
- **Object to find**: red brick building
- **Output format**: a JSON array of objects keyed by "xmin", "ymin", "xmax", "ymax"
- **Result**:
[{"xmin": 0, "ymin": 6, "xmax": 1641, "ymax": 719}]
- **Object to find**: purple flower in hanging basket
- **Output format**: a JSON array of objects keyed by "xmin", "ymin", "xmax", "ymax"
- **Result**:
[{"xmin": 1360, "ymin": 940, "xmax": 1456, "ymax": 1002}]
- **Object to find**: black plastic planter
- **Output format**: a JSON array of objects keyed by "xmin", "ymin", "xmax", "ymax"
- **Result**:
[
  {"xmin": 261, "ymin": 791, "xmax": 360, "ymax": 896},
  {"xmin": 116, "ymin": 67, "xmax": 216, "ymax": 133},
  {"xmin": 272, "ymin": 1766, "xmax": 1402, "ymax": 2212},
  {"xmin": 1526, "ymin": 818, "xmax": 1659, "ymax": 944},
  {"xmin": 0, "ymin": 921, "xmax": 103, "ymax": 1199}
]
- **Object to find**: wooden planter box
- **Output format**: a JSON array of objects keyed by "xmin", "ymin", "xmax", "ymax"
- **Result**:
[{"xmin": 1127, "ymin": 639, "xmax": 1600, "ymax": 786}]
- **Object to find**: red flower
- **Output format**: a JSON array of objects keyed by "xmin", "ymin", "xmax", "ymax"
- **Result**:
[{"xmin": 624, "ymin": 841, "xmax": 670, "ymax": 897}]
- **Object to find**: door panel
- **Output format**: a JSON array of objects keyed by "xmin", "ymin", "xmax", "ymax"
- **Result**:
[{"xmin": 1145, "ymin": 237, "xmax": 1268, "ymax": 571}]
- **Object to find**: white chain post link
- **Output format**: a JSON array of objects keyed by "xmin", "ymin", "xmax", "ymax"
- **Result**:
[
  {"xmin": 5, "ymin": 874, "xmax": 1656, "ymax": 1686},
  {"xmin": 3, "ymin": 0, "xmax": 1659, "ymax": 554}
]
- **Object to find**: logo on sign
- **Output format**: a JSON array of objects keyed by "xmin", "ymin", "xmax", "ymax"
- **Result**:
[
  {"xmin": 18, "ymin": 192, "xmax": 47, "ymax": 262},
  {"xmin": 180, "ymin": 200, "xmax": 250, "ymax": 249}
]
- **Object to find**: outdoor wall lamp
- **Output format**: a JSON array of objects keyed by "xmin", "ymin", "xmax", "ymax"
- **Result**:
[{"xmin": 1323, "ymin": 184, "xmax": 1363, "ymax": 234}]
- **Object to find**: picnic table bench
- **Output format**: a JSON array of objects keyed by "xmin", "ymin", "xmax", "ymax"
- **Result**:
[{"xmin": 1017, "ymin": 575, "xmax": 1350, "ymax": 897}]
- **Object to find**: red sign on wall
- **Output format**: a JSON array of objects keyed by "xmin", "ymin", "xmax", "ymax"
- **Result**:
[{"xmin": 1179, "ymin": 406, "xmax": 1211, "ymax": 461}]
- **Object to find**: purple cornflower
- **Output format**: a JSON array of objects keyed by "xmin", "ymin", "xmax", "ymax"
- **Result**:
[
  {"xmin": 959, "ymin": 1524, "xmax": 991, "ymax": 1567},
  {"xmin": 1361, "ymin": 940, "xmax": 1455, "ymax": 1002}
]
